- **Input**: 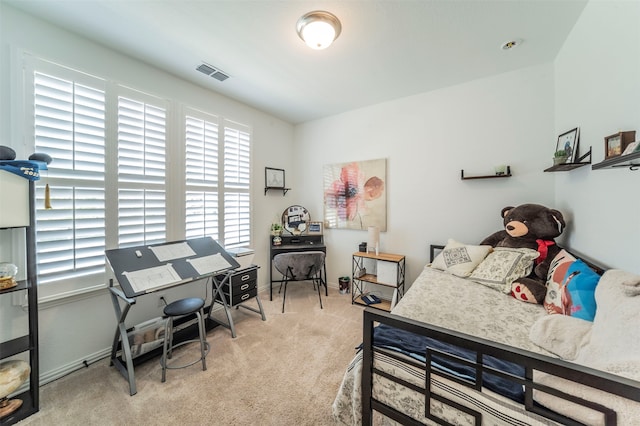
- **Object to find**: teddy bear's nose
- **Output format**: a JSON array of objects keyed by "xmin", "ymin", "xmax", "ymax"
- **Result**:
[{"xmin": 507, "ymin": 225, "xmax": 515, "ymax": 231}]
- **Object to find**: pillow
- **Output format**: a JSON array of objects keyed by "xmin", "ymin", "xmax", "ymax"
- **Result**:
[
  {"xmin": 468, "ymin": 247, "xmax": 539, "ymax": 293},
  {"xmin": 545, "ymin": 259, "xmax": 601, "ymax": 321},
  {"xmin": 544, "ymin": 249, "xmax": 577, "ymax": 314},
  {"xmin": 430, "ymin": 239, "xmax": 492, "ymax": 277}
]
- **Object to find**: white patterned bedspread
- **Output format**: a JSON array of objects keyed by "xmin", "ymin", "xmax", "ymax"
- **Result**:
[{"xmin": 332, "ymin": 265, "xmax": 554, "ymax": 425}]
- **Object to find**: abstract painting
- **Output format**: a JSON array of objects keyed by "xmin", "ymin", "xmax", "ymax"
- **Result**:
[{"xmin": 323, "ymin": 158, "xmax": 386, "ymax": 230}]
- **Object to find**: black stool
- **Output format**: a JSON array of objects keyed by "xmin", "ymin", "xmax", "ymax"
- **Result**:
[{"xmin": 160, "ymin": 297, "xmax": 210, "ymax": 383}]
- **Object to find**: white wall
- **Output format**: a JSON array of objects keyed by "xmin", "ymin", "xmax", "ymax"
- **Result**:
[
  {"xmin": 553, "ymin": 0, "xmax": 640, "ymax": 272},
  {"xmin": 294, "ymin": 64, "xmax": 557, "ymax": 289},
  {"xmin": 1, "ymin": 5, "xmax": 294, "ymax": 381}
]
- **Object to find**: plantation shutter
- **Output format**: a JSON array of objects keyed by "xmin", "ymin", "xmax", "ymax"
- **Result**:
[
  {"xmin": 185, "ymin": 111, "xmax": 220, "ymax": 240},
  {"xmin": 223, "ymin": 121, "xmax": 251, "ymax": 248},
  {"xmin": 33, "ymin": 70, "xmax": 107, "ymax": 284},
  {"xmin": 117, "ymin": 95, "xmax": 167, "ymax": 248}
]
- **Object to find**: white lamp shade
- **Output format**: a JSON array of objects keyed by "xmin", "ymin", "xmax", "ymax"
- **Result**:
[{"xmin": 367, "ymin": 226, "xmax": 380, "ymax": 253}]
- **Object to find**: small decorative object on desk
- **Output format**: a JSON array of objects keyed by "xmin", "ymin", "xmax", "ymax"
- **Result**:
[
  {"xmin": 0, "ymin": 263, "xmax": 18, "ymax": 290},
  {"xmin": 494, "ymin": 165, "xmax": 507, "ymax": 175},
  {"xmin": 272, "ymin": 235, "xmax": 282, "ymax": 246},
  {"xmin": 270, "ymin": 222, "xmax": 283, "ymax": 237}
]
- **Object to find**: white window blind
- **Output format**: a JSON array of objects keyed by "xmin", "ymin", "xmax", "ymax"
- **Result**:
[
  {"xmin": 184, "ymin": 114, "xmax": 252, "ymax": 247},
  {"xmin": 33, "ymin": 70, "xmax": 107, "ymax": 284},
  {"xmin": 24, "ymin": 54, "xmax": 252, "ymax": 295},
  {"xmin": 185, "ymin": 111, "xmax": 219, "ymax": 240},
  {"xmin": 222, "ymin": 121, "xmax": 251, "ymax": 248},
  {"xmin": 117, "ymin": 95, "xmax": 167, "ymax": 248}
]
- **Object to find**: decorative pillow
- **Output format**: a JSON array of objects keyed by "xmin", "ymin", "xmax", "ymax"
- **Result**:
[
  {"xmin": 430, "ymin": 239, "xmax": 492, "ymax": 277},
  {"xmin": 545, "ymin": 259, "xmax": 601, "ymax": 321},
  {"xmin": 468, "ymin": 247, "xmax": 539, "ymax": 293},
  {"xmin": 544, "ymin": 249, "xmax": 577, "ymax": 314}
]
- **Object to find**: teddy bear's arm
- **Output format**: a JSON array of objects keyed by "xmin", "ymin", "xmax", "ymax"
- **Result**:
[{"xmin": 480, "ymin": 230, "xmax": 507, "ymax": 247}]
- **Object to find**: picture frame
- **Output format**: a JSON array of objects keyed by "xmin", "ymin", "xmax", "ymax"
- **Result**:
[
  {"xmin": 605, "ymin": 131, "xmax": 636, "ymax": 159},
  {"xmin": 307, "ymin": 221, "xmax": 323, "ymax": 235},
  {"xmin": 555, "ymin": 128, "xmax": 579, "ymax": 163},
  {"xmin": 265, "ymin": 167, "xmax": 285, "ymax": 189},
  {"xmin": 605, "ymin": 134, "xmax": 623, "ymax": 159}
]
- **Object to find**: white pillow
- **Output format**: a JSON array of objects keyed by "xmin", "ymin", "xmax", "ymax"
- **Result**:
[
  {"xmin": 430, "ymin": 239, "xmax": 492, "ymax": 277},
  {"xmin": 468, "ymin": 247, "xmax": 539, "ymax": 293}
]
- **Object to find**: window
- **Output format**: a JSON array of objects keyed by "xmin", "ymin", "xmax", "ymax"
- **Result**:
[
  {"xmin": 183, "ymin": 111, "xmax": 252, "ymax": 248},
  {"xmin": 24, "ymin": 55, "xmax": 252, "ymax": 295},
  {"xmin": 32, "ymin": 66, "xmax": 107, "ymax": 286},
  {"xmin": 117, "ymin": 94, "xmax": 167, "ymax": 248}
]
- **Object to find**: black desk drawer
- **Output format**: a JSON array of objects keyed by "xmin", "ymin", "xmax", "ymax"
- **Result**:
[
  {"xmin": 216, "ymin": 267, "xmax": 258, "ymax": 306},
  {"xmin": 217, "ymin": 286, "xmax": 258, "ymax": 306},
  {"xmin": 228, "ymin": 268, "xmax": 258, "ymax": 286}
]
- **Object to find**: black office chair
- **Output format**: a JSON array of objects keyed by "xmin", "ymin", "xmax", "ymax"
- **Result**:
[{"xmin": 273, "ymin": 251, "xmax": 325, "ymax": 313}]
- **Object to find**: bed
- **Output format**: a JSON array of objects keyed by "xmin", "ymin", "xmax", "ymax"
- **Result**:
[{"xmin": 332, "ymin": 244, "xmax": 640, "ymax": 425}]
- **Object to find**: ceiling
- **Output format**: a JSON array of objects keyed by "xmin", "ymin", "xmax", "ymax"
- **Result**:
[{"xmin": 5, "ymin": 0, "xmax": 587, "ymax": 124}]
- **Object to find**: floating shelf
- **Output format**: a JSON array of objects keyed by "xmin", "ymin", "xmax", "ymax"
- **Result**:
[
  {"xmin": 264, "ymin": 186, "xmax": 290, "ymax": 196},
  {"xmin": 592, "ymin": 150, "xmax": 640, "ymax": 170},
  {"xmin": 461, "ymin": 166, "xmax": 511, "ymax": 180},
  {"xmin": 544, "ymin": 147, "xmax": 592, "ymax": 172}
]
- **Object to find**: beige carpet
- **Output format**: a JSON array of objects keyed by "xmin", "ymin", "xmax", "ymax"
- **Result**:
[{"xmin": 18, "ymin": 285, "xmax": 363, "ymax": 425}]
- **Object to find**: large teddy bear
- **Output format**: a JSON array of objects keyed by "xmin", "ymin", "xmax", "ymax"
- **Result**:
[{"xmin": 481, "ymin": 203, "xmax": 565, "ymax": 304}]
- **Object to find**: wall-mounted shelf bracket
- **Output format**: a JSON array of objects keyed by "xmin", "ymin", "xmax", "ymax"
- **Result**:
[
  {"xmin": 264, "ymin": 187, "xmax": 290, "ymax": 196},
  {"xmin": 461, "ymin": 166, "xmax": 511, "ymax": 180},
  {"xmin": 544, "ymin": 147, "xmax": 592, "ymax": 172}
]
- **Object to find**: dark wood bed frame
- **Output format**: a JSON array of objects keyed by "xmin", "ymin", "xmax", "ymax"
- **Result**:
[{"xmin": 360, "ymin": 245, "xmax": 640, "ymax": 425}]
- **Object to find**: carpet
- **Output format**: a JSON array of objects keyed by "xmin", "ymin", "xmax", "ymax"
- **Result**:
[{"xmin": 17, "ymin": 285, "xmax": 363, "ymax": 425}]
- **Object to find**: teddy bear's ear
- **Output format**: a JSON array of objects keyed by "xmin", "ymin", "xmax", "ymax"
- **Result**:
[
  {"xmin": 501, "ymin": 206, "xmax": 515, "ymax": 218},
  {"xmin": 550, "ymin": 209, "xmax": 566, "ymax": 232}
]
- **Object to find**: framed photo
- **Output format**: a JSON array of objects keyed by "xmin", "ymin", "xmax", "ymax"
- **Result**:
[
  {"xmin": 555, "ymin": 128, "xmax": 579, "ymax": 163},
  {"xmin": 265, "ymin": 167, "xmax": 285, "ymax": 189},
  {"xmin": 605, "ymin": 131, "xmax": 636, "ymax": 159},
  {"xmin": 308, "ymin": 221, "xmax": 323, "ymax": 235}
]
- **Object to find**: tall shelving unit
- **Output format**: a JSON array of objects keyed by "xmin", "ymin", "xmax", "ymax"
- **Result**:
[{"xmin": 0, "ymin": 179, "xmax": 39, "ymax": 424}]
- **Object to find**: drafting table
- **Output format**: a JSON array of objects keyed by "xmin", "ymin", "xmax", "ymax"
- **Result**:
[{"xmin": 106, "ymin": 237, "xmax": 239, "ymax": 395}]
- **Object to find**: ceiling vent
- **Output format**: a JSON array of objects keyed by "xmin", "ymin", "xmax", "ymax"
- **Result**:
[{"xmin": 196, "ymin": 63, "xmax": 230, "ymax": 82}]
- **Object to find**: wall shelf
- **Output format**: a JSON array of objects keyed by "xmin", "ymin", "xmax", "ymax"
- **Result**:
[
  {"xmin": 592, "ymin": 150, "xmax": 640, "ymax": 170},
  {"xmin": 264, "ymin": 186, "xmax": 290, "ymax": 196},
  {"xmin": 544, "ymin": 147, "xmax": 592, "ymax": 172},
  {"xmin": 461, "ymin": 166, "xmax": 511, "ymax": 180},
  {"xmin": 0, "ymin": 179, "xmax": 39, "ymax": 425}
]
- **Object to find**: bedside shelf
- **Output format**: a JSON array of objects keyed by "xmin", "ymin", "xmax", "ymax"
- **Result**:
[
  {"xmin": 544, "ymin": 147, "xmax": 592, "ymax": 172},
  {"xmin": 461, "ymin": 166, "xmax": 511, "ymax": 180},
  {"xmin": 592, "ymin": 151, "xmax": 640, "ymax": 170}
]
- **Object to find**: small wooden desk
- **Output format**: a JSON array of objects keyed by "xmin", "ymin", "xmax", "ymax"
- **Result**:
[{"xmin": 269, "ymin": 235, "xmax": 327, "ymax": 300}]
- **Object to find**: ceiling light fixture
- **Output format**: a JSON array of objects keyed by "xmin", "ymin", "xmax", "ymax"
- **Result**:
[{"xmin": 296, "ymin": 10, "xmax": 341, "ymax": 50}]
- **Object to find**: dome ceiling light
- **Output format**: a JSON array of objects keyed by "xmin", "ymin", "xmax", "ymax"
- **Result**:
[{"xmin": 296, "ymin": 10, "xmax": 342, "ymax": 50}]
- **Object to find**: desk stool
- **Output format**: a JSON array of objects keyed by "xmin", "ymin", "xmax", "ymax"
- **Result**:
[{"xmin": 160, "ymin": 297, "xmax": 210, "ymax": 383}]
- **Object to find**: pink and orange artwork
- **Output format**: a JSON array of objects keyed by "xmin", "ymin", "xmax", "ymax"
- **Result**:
[{"xmin": 323, "ymin": 158, "xmax": 386, "ymax": 230}]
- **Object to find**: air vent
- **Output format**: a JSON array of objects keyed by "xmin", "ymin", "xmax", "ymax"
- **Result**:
[{"xmin": 196, "ymin": 62, "xmax": 230, "ymax": 82}]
